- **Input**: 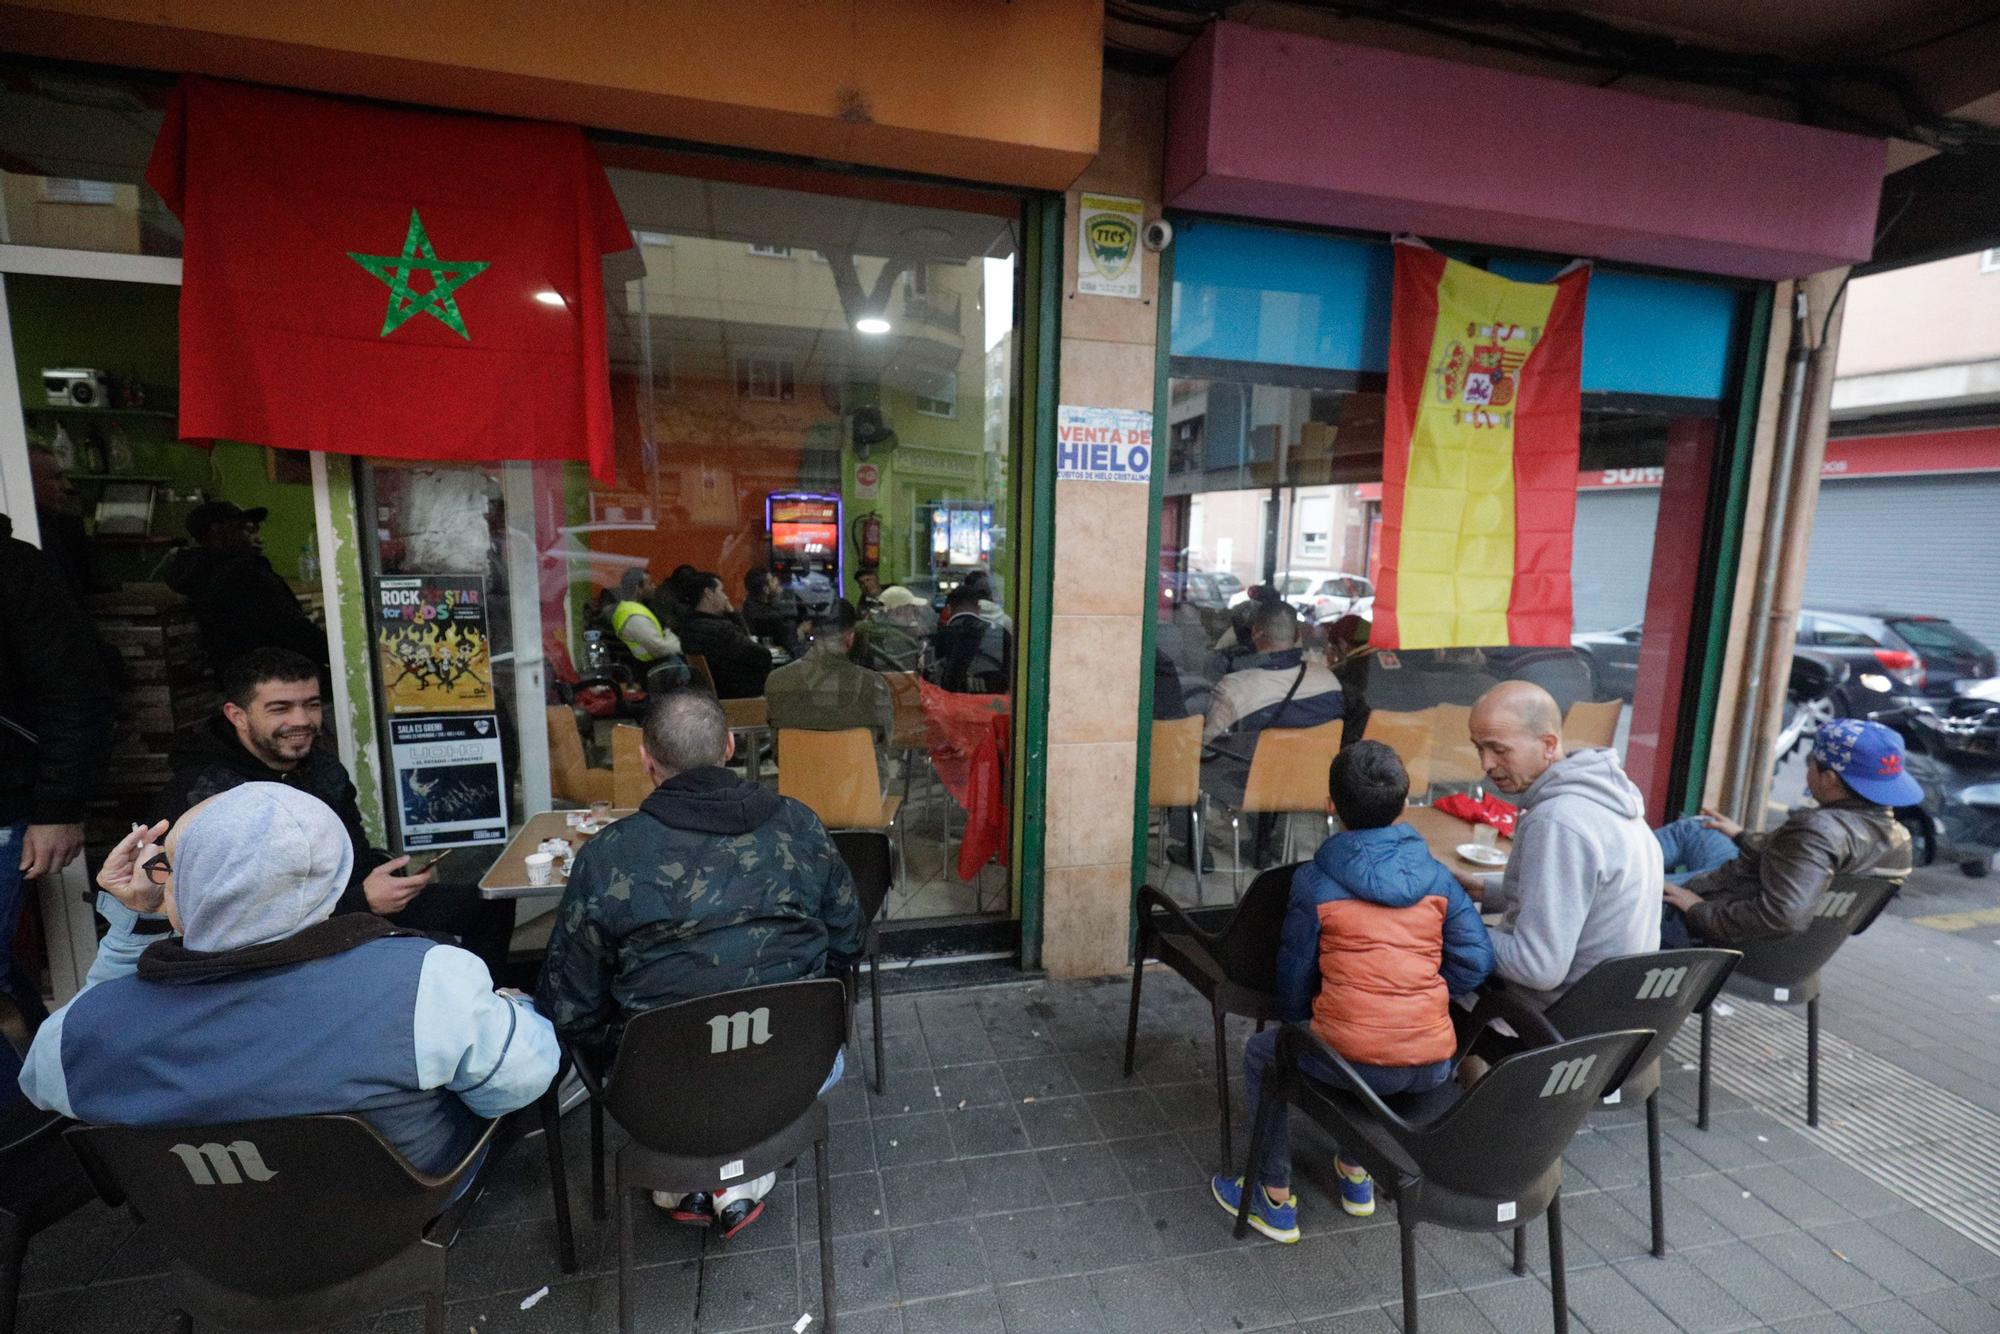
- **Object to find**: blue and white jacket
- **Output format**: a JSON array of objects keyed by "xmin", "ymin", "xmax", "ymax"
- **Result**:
[{"xmin": 19, "ymin": 931, "xmax": 558, "ymax": 1175}]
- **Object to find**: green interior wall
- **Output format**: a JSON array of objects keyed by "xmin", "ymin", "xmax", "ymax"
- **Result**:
[{"xmin": 5, "ymin": 272, "xmax": 315, "ymax": 582}]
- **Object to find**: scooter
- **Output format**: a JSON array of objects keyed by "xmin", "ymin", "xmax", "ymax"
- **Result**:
[{"xmin": 1872, "ymin": 698, "xmax": 2000, "ymax": 878}]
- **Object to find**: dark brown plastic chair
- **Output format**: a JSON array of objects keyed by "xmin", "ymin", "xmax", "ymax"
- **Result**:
[
  {"xmin": 571, "ymin": 979, "xmax": 847, "ymax": 1334},
  {"xmin": 1123, "ymin": 865, "xmax": 1297, "ymax": 1168},
  {"xmin": 0, "ymin": 998, "xmax": 93, "ymax": 1334},
  {"xmin": 1238, "ymin": 1002, "xmax": 1651, "ymax": 1334},
  {"xmin": 1698, "ymin": 874, "xmax": 1899, "ymax": 1128},
  {"xmin": 67, "ymin": 1112, "xmax": 507, "ymax": 1333},
  {"xmin": 832, "ymin": 830, "xmax": 894, "ymax": 1094},
  {"xmin": 1473, "ymin": 948, "xmax": 1739, "ymax": 1259}
]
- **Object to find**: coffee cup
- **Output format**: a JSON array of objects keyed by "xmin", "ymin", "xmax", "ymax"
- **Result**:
[
  {"xmin": 525, "ymin": 851, "xmax": 555, "ymax": 886},
  {"xmin": 1473, "ymin": 823, "xmax": 1498, "ymax": 851}
]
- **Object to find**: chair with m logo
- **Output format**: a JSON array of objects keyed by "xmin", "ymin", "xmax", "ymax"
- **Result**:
[
  {"xmin": 1697, "ymin": 873, "xmax": 1900, "ymax": 1130},
  {"xmin": 1122, "ymin": 865, "xmax": 1297, "ymax": 1169},
  {"xmin": 1, "ymin": 997, "xmax": 94, "ymax": 1334},
  {"xmin": 569, "ymin": 978, "xmax": 846, "ymax": 1334},
  {"xmin": 1464, "ymin": 948, "xmax": 1739, "ymax": 1262},
  {"xmin": 1234, "ymin": 996, "xmax": 1650, "ymax": 1334},
  {"xmin": 64, "ymin": 1112, "xmax": 517, "ymax": 1333},
  {"xmin": 832, "ymin": 830, "xmax": 896, "ymax": 1095}
]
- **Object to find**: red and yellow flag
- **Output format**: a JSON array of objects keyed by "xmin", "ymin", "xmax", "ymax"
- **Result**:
[{"xmin": 1375, "ymin": 241, "xmax": 1590, "ymax": 650}]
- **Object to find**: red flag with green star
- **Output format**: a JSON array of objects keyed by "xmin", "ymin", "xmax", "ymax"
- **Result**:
[{"xmin": 147, "ymin": 77, "xmax": 631, "ymax": 480}]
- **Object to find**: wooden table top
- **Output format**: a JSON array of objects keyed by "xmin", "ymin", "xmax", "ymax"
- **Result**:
[
  {"xmin": 477, "ymin": 808, "xmax": 637, "ymax": 900},
  {"xmin": 1400, "ymin": 804, "xmax": 1512, "ymax": 870}
]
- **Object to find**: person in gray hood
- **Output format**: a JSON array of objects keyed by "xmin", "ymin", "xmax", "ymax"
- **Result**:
[{"xmin": 1455, "ymin": 681, "xmax": 1662, "ymax": 1007}]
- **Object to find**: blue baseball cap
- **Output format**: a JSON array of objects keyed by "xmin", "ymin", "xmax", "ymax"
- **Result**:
[{"xmin": 1810, "ymin": 719, "xmax": 1923, "ymax": 806}]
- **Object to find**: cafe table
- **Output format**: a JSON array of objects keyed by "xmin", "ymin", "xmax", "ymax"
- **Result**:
[
  {"xmin": 478, "ymin": 808, "xmax": 636, "ymax": 900},
  {"xmin": 1400, "ymin": 804, "xmax": 1512, "ymax": 871}
]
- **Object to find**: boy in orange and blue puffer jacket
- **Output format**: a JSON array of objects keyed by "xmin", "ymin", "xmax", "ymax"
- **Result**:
[{"xmin": 1211, "ymin": 740, "xmax": 1493, "ymax": 1242}]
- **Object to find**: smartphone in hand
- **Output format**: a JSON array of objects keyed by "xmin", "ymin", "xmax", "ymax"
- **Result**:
[{"xmin": 406, "ymin": 849, "xmax": 454, "ymax": 876}]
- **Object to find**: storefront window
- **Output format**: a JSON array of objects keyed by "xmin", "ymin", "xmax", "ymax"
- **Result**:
[
  {"xmin": 361, "ymin": 166, "xmax": 1024, "ymax": 924},
  {"xmin": 1154, "ymin": 219, "xmax": 1742, "ymax": 907}
]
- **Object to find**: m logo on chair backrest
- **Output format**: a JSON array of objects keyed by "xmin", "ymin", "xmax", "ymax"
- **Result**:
[
  {"xmin": 1815, "ymin": 890, "xmax": 1858, "ymax": 921},
  {"xmin": 706, "ymin": 1007, "xmax": 773, "ymax": 1054},
  {"xmin": 168, "ymin": 1141, "xmax": 277, "ymax": 1186},
  {"xmin": 1538, "ymin": 1054, "xmax": 1597, "ymax": 1098},
  {"xmin": 1636, "ymin": 966, "xmax": 1688, "ymax": 1001}
]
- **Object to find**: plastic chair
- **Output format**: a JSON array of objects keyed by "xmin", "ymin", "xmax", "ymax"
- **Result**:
[
  {"xmin": 1475, "ymin": 948, "xmax": 1740, "ymax": 1258},
  {"xmin": 67, "ymin": 1112, "xmax": 513, "ymax": 1333},
  {"xmin": 1237, "ymin": 1007, "xmax": 1651, "ymax": 1334},
  {"xmin": 1149, "ymin": 716, "xmax": 1207, "ymax": 901},
  {"xmin": 1124, "ymin": 867, "xmax": 1297, "ymax": 1168},
  {"xmin": 572, "ymin": 980, "xmax": 847, "ymax": 1334},
  {"xmin": 1426, "ymin": 704, "xmax": 1483, "ymax": 788},
  {"xmin": 1697, "ymin": 875, "xmax": 1900, "ymax": 1129},
  {"xmin": 721, "ymin": 696, "xmax": 771, "ymax": 782},
  {"xmin": 1562, "ymin": 699, "xmax": 1623, "ymax": 750},
  {"xmin": 1216, "ymin": 722, "xmax": 1341, "ymax": 895},
  {"xmin": 831, "ymin": 830, "xmax": 895, "ymax": 1094},
  {"xmin": 1361, "ymin": 707, "xmax": 1436, "ymax": 799},
  {"xmin": 547, "ymin": 704, "xmax": 614, "ymax": 807},
  {"xmin": 777, "ymin": 728, "xmax": 903, "ymax": 831},
  {"xmin": 686, "ymin": 654, "xmax": 720, "ymax": 697},
  {"xmin": 1, "ymin": 999, "xmax": 94, "ymax": 1334},
  {"xmin": 612, "ymin": 723, "xmax": 651, "ymax": 809}
]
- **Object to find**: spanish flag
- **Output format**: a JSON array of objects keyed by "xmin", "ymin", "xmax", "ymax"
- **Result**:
[{"xmin": 1375, "ymin": 240, "xmax": 1590, "ymax": 650}]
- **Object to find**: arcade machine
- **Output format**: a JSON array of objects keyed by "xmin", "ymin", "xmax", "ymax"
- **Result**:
[
  {"xmin": 765, "ymin": 491, "xmax": 842, "ymax": 615},
  {"xmin": 925, "ymin": 502, "xmax": 995, "ymax": 600}
]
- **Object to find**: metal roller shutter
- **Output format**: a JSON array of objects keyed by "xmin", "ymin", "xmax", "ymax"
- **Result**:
[
  {"xmin": 1572, "ymin": 488, "xmax": 1662, "ymax": 632},
  {"xmin": 1803, "ymin": 473, "xmax": 2000, "ymax": 651}
]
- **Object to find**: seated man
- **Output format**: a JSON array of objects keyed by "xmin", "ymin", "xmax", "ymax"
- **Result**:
[
  {"xmin": 609, "ymin": 568, "xmax": 686, "ymax": 690},
  {"xmin": 21, "ymin": 784, "xmax": 558, "ymax": 1177},
  {"xmin": 1212, "ymin": 742, "xmax": 1492, "ymax": 1242},
  {"xmin": 853, "ymin": 586, "xmax": 930, "ymax": 673},
  {"xmin": 87, "ymin": 648, "xmax": 512, "ymax": 985},
  {"xmin": 765, "ymin": 599, "xmax": 893, "ymax": 741},
  {"xmin": 1201, "ymin": 603, "xmax": 1344, "ymax": 861},
  {"xmin": 1455, "ymin": 682, "xmax": 1660, "ymax": 1008},
  {"xmin": 536, "ymin": 689, "xmax": 861, "ymax": 1237},
  {"xmin": 740, "ymin": 566, "xmax": 800, "ymax": 655},
  {"xmin": 1658, "ymin": 718, "xmax": 1915, "ymax": 947},
  {"xmin": 929, "ymin": 582, "xmax": 1012, "ymax": 694},
  {"xmin": 671, "ymin": 569, "xmax": 775, "ymax": 699}
]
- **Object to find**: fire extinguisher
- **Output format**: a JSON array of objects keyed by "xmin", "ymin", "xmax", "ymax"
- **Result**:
[{"xmin": 852, "ymin": 512, "xmax": 882, "ymax": 567}]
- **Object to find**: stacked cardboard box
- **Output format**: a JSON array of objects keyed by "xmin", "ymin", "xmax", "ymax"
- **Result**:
[{"xmin": 92, "ymin": 585, "xmax": 216, "ymax": 796}]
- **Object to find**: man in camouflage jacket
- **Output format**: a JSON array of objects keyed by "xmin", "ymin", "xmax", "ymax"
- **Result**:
[{"xmin": 536, "ymin": 688, "xmax": 860, "ymax": 1236}]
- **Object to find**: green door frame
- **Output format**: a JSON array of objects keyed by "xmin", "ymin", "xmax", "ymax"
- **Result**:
[{"xmin": 1012, "ymin": 193, "xmax": 1063, "ymax": 969}]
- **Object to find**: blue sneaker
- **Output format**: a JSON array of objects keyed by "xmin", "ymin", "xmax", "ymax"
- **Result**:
[
  {"xmin": 1210, "ymin": 1174, "xmax": 1300, "ymax": 1243},
  {"xmin": 1335, "ymin": 1157, "xmax": 1375, "ymax": 1217}
]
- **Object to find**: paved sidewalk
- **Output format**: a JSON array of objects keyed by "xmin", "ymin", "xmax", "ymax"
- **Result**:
[{"xmin": 18, "ymin": 929, "xmax": 2000, "ymax": 1334}]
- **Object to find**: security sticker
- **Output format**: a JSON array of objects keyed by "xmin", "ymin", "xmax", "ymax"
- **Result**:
[
  {"xmin": 1773, "ymin": 987, "xmax": 1790, "ymax": 1002},
  {"xmin": 1497, "ymin": 1201, "xmax": 1517, "ymax": 1223},
  {"xmin": 720, "ymin": 1159, "xmax": 745, "ymax": 1181}
]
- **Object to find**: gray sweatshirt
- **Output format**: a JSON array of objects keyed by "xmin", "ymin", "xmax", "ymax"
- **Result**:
[{"xmin": 1482, "ymin": 747, "xmax": 1663, "ymax": 1007}]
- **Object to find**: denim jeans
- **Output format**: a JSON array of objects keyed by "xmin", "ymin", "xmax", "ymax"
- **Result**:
[
  {"xmin": 1242, "ymin": 1027, "xmax": 1450, "ymax": 1188},
  {"xmin": 1654, "ymin": 817, "xmax": 1739, "ymax": 885},
  {"xmin": 0, "ymin": 822, "xmax": 48, "ymax": 1027}
]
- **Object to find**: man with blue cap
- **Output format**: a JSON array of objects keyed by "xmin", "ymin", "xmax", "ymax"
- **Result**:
[{"xmin": 1657, "ymin": 718, "xmax": 1917, "ymax": 947}]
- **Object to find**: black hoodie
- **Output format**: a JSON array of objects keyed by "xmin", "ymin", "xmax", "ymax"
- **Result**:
[
  {"xmin": 534, "ymin": 766, "xmax": 862, "ymax": 1045},
  {"xmin": 153, "ymin": 715, "xmax": 387, "ymax": 914},
  {"xmin": 164, "ymin": 542, "xmax": 329, "ymax": 680},
  {"xmin": 0, "ymin": 513, "xmax": 112, "ymax": 825}
]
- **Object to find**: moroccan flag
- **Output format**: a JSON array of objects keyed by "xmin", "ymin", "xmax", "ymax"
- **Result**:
[
  {"xmin": 147, "ymin": 78, "xmax": 631, "ymax": 480},
  {"xmin": 1375, "ymin": 240, "xmax": 1589, "ymax": 650}
]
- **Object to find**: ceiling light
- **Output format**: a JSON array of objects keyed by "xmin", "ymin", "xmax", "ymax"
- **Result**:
[
  {"xmin": 854, "ymin": 316, "xmax": 892, "ymax": 335},
  {"xmin": 535, "ymin": 290, "xmax": 566, "ymax": 307}
]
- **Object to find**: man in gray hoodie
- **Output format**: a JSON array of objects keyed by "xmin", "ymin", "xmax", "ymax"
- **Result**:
[{"xmin": 1454, "ymin": 682, "xmax": 1662, "ymax": 1008}]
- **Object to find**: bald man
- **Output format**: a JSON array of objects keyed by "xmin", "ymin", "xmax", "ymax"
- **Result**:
[{"xmin": 1456, "ymin": 681, "xmax": 1661, "ymax": 1007}]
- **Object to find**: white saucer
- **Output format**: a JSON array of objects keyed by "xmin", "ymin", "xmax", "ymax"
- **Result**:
[{"xmin": 1455, "ymin": 842, "xmax": 1508, "ymax": 867}]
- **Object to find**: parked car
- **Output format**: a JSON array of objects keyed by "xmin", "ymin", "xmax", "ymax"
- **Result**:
[
  {"xmin": 1226, "ymin": 569, "xmax": 1341, "ymax": 610},
  {"xmin": 1799, "ymin": 608, "xmax": 1998, "ymax": 715},
  {"xmin": 1160, "ymin": 568, "xmax": 1237, "ymax": 611},
  {"xmin": 1572, "ymin": 622, "xmax": 1643, "ymax": 700},
  {"xmin": 1305, "ymin": 573, "xmax": 1375, "ymax": 624}
]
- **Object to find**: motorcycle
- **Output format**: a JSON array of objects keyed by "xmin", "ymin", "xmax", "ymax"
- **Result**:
[{"xmin": 1871, "ymin": 698, "xmax": 2000, "ymax": 879}]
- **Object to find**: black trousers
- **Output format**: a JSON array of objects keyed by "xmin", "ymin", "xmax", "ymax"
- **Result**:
[{"xmin": 388, "ymin": 880, "xmax": 516, "ymax": 980}]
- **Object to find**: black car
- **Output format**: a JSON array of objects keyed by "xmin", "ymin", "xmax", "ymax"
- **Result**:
[
  {"xmin": 1572, "ymin": 622, "xmax": 1643, "ymax": 701},
  {"xmin": 1798, "ymin": 608, "xmax": 1998, "ymax": 716}
]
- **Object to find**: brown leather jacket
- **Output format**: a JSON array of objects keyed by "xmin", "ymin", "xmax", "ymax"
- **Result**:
[{"xmin": 1685, "ymin": 798, "xmax": 1911, "ymax": 944}]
